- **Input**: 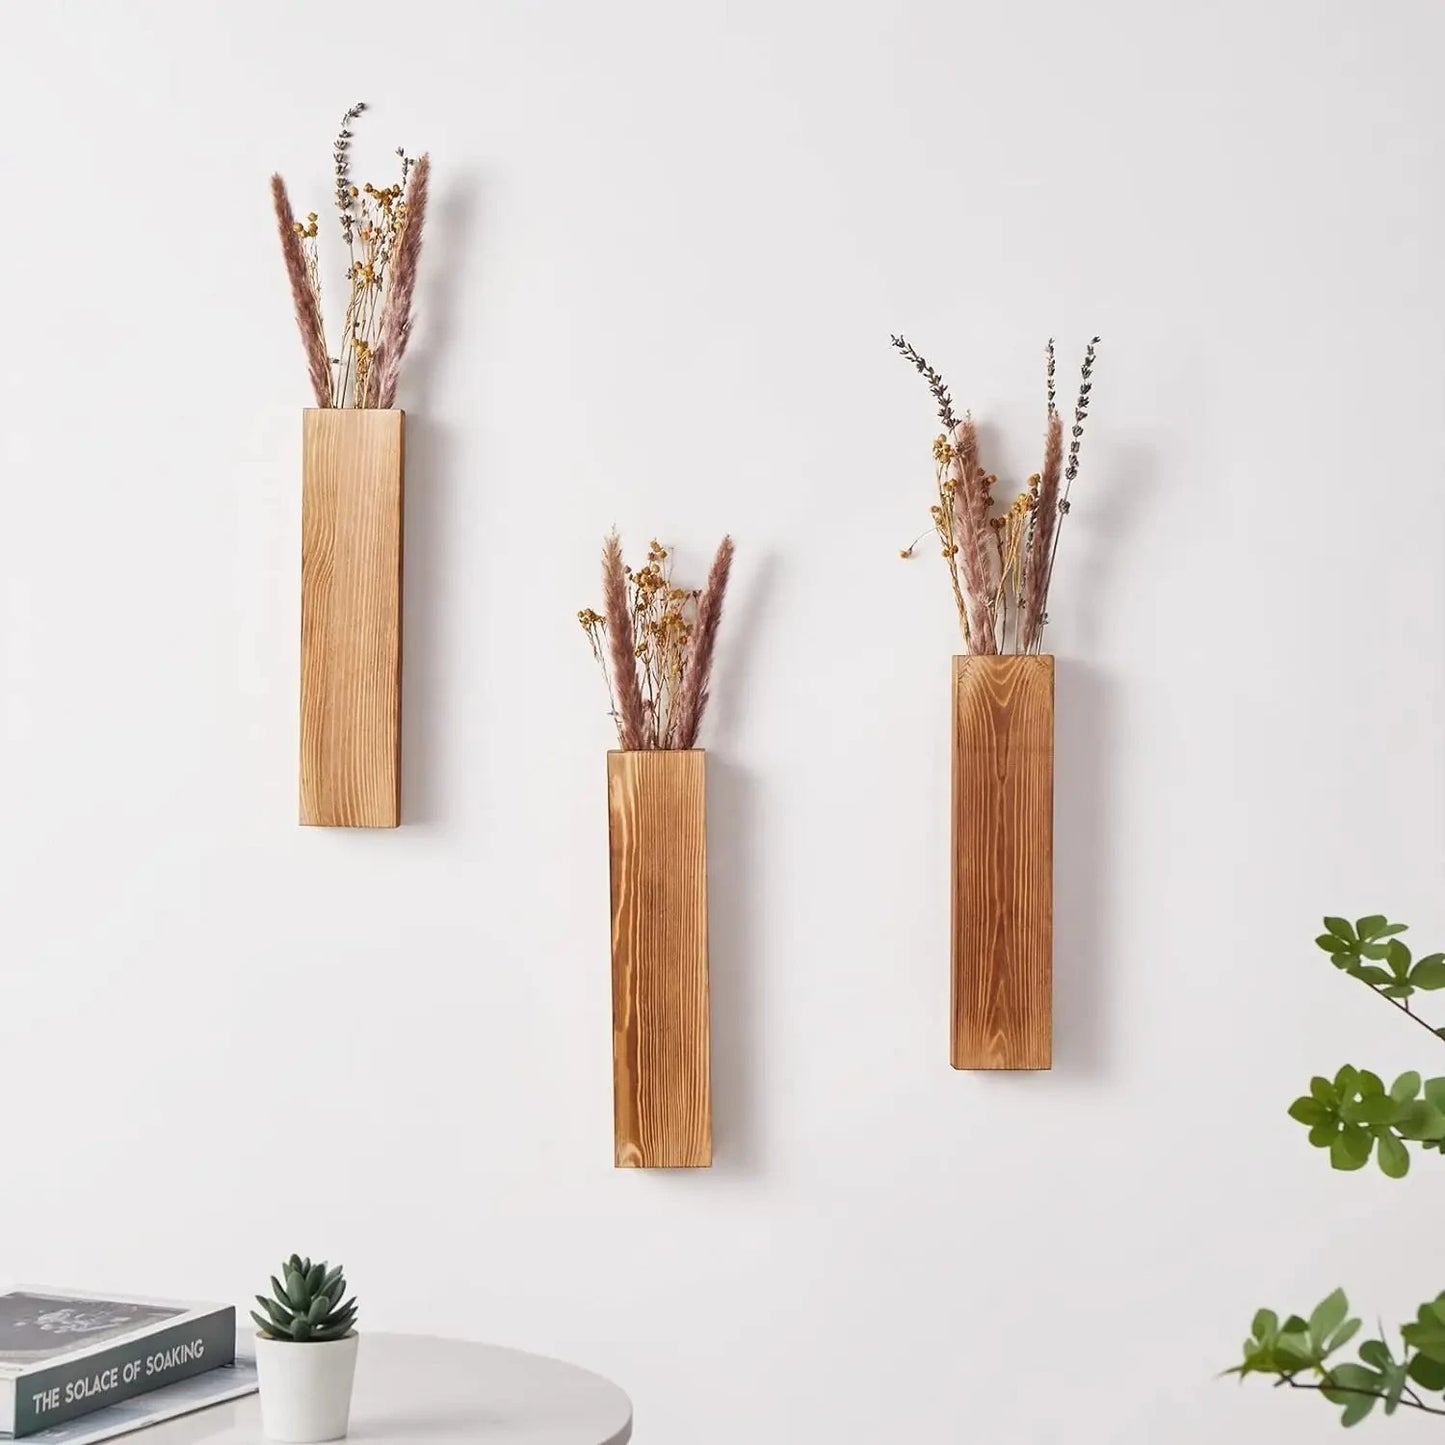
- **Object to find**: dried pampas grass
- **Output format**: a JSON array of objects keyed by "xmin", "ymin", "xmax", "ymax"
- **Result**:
[
  {"xmin": 269, "ymin": 175, "xmax": 331, "ymax": 408},
  {"xmin": 369, "ymin": 153, "xmax": 430, "ymax": 409}
]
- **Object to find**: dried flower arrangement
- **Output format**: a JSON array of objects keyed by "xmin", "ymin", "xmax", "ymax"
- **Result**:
[
  {"xmin": 892, "ymin": 335, "xmax": 1100, "ymax": 654},
  {"xmin": 580, "ymin": 533, "xmax": 735, "ymax": 750},
  {"xmin": 270, "ymin": 103, "xmax": 431, "ymax": 409}
]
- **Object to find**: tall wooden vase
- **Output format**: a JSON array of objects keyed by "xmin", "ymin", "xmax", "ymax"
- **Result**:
[
  {"xmin": 299, "ymin": 409, "xmax": 405, "ymax": 829},
  {"xmin": 951, "ymin": 655, "xmax": 1054, "ymax": 1069},
  {"xmin": 607, "ymin": 749, "xmax": 712, "ymax": 1168}
]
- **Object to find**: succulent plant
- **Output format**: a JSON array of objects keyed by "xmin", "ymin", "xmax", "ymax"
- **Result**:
[{"xmin": 251, "ymin": 1255, "xmax": 357, "ymax": 1342}]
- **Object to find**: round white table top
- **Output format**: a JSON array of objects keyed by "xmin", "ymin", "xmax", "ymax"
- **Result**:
[{"xmin": 138, "ymin": 1335, "xmax": 632, "ymax": 1445}]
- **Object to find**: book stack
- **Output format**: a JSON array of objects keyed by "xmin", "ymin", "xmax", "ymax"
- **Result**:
[{"xmin": 0, "ymin": 1290, "xmax": 252, "ymax": 1442}]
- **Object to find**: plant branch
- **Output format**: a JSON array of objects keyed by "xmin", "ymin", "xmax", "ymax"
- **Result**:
[
  {"xmin": 1280, "ymin": 1374, "xmax": 1445, "ymax": 1416},
  {"xmin": 1364, "ymin": 983, "xmax": 1445, "ymax": 1045}
]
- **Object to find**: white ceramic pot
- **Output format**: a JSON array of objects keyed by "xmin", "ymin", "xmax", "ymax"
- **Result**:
[{"xmin": 254, "ymin": 1333, "xmax": 359, "ymax": 1443}]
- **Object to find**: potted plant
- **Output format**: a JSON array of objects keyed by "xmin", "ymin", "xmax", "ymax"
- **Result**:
[{"xmin": 251, "ymin": 1255, "xmax": 359, "ymax": 1442}]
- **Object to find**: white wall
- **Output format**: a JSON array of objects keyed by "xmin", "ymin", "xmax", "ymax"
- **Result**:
[{"xmin": 4, "ymin": 1, "xmax": 1444, "ymax": 1439}]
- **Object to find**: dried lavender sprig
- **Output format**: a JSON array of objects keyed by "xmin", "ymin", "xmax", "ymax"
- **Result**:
[
  {"xmin": 370, "ymin": 153, "xmax": 430, "ymax": 409},
  {"xmin": 601, "ymin": 533, "xmax": 647, "ymax": 751},
  {"xmin": 334, "ymin": 101, "xmax": 365, "ymax": 244},
  {"xmin": 673, "ymin": 536, "xmax": 735, "ymax": 749},
  {"xmin": 269, "ymin": 174, "xmax": 331, "ymax": 408},
  {"xmin": 1063, "ymin": 336, "xmax": 1099, "ymax": 483},
  {"xmin": 891, "ymin": 335, "xmax": 960, "ymax": 436},
  {"xmin": 1045, "ymin": 337, "xmax": 1057, "ymax": 417},
  {"xmin": 1038, "ymin": 336, "xmax": 1101, "ymax": 640}
]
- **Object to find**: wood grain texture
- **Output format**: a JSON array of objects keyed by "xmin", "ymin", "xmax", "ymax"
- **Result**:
[
  {"xmin": 300, "ymin": 409, "xmax": 404, "ymax": 828},
  {"xmin": 608, "ymin": 750, "xmax": 711, "ymax": 1168},
  {"xmin": 951, "ymin": 655, "xmax": 1054, "ymax": 1070}
]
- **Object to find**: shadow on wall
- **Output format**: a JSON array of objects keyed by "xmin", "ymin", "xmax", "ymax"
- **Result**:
[
  {"xmin": 400, "ymin": 412, "xmax": 459, "ymax": 828},
  {"xmin": 397, "ymin": 174, "xmax": 481, "ymax": 828},
  {"xmin": 706, "ymin": 756, "xmax": 763, "ymax": 1176},
  {"xmin": 1052, "ymin": 657, "xmax": 1115, "ymax": 1078}
]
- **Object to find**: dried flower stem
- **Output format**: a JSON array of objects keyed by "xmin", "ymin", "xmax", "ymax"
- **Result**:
[
  {"xmin": 272, "ymin": 104, "xmax": 428, "ymax": 408},
  {"xmin": 1038, "ymin": 336, "xmax": 1100, "ymax": 633},
  {"xmin": 949, "ymin": 418, "xmax": 999, "ymax": 653},
  {"xmin": 895, "ymin": 334, "xmax": 1100, "ymax": 654},
  {"xmin": 370, "ymin": 153, "xmax": 430, "ymax": 408},
  {"xmin": 269, "ymin": 175, "xmax": 331, "ymax": 408},
  {"xmin": 601, "ymin": 533, "xmax": 647, "ymax": 751},
  {"xmin": 1019, "ymin": 412, "xmax": 1063, "ymax": 652},
  {"xmin": 582, "ymin": 535, "xmax": 734, "ymax": 749},
  {"xmin": 673, "ymin": 536, "xmax": 734, "ymax": 749}
]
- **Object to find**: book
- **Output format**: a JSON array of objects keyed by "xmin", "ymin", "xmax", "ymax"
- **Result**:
[
  {"xmin": 0, "ymin": 1291, "xmax": 235, "ymax": 1438},
  {"xmin": 19, "ymin": 1354, "xmax": 256, "ymax": 1445}
]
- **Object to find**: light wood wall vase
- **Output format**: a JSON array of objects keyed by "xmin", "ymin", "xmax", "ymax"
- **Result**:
[
  {"xmin": 951, "ymin": 654, "xmax": 1054, "ymax": 1070},
  {"xmin": 608, "ymin": 749, "xmax": 712, "ymax": 1167},
  {"xmin": 300, "ymin": 409, "xmax": 405, "ymax": 829}
]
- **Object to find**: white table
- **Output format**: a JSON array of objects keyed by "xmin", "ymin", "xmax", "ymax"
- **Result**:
[{"xmin": 138, "ymin": 1335, "xmax": 632, "ymax": 1445}]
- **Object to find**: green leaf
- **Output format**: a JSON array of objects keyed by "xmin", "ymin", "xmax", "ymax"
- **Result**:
[
  {"xmin": 285, "ymin": 1270, "xmax": 308, "ymax": 1309},
  {"xmin": 1328, "ymin": 1318, "xmax": 1362, "ymax": 1354},
  {"xmin": 1325, "ymin": 917, "xmax": 1356, "ymax": 942},
  {"xmin": 1344, "ymin": 1094, "xmax": 1396, "ymax": 1126},
  {"xmin": 1359, "ymin": 1339, "xmax": 1391, "ymax": 1369},
  {"xmin": 1335, "ymin": 1065, "xmax": 1360, "ymax": 1094},
  {"xmin": 1356, "ymin": 915, "xmax": 1389, "ymax": 940},
  {"xmin": 1311, "ymin": 1076, "xmax": 1338, "ymax": 1104},
  {"xmin": 1350, "ymin": 966, "xmax": 1395, "ymax": 986},
  {"xmin": 1425, "ymin": 1078, "xmax": 1445, "ymax": 1109},
  {"xmin": 1387, "ymin": 939, "xmax": 1413, "ymax": 977},
  {"xmin": 1289, "ymin": 1097, "xmax": 1330, "ymax": 1126},
  {"xmin": 1402, "ymin": 1301, "xmax": 1445, "ymax": 1363},
  {"xmin": 1322, "ymin": 1364, "xmax": 1383, "ymax": 1427},
  {"xmin": 1251, "ymin": 1309, "xmax": 1278, "ymax": 1341},
  {"xmin": 1413, "ymin": 957, "xmax": 1445, "ymax": 989},
  {"xmin": 1381, "ymin": 984, "xmax": 1415, "ymax": 999},
  {"xmin": 1358, "ymin": 942, "xmax": 1389, "ymax": 960},
  {"xmin": 1317, "ymin": 934, "xmax": 1347, "ymax": 953},
  {"xmin": 1377, "ymin": 1133, "xmax": 1409, "ymax": 1178},
  {"xmin": 1357, "ymin": 1070, "xmax": 1385, "ymax": 1097},
  {"xmin": 1391, "ymin": 1071, "xmax": 1422, "ymax": 1102},
  {"xmin": 1309, "ymin": 1289, "xmax": 1349, "ymax": 1345},
  {"xmin": 1332, "ymin": 1125, "xmax": 1373, "ymax": 1170},
  {"xmin": 1383, "ymin": 1359, "xmax": 1410, "ymax": 1415},
  {"xmin": 1393, "ymin": 1100, "xmax": 1445, "ymax": 1140},
  {"xmin": 1309, "ymin": 1119, "xmax": 1340, "ymax": 1147},
  {"xmin": 1275, "ymin": 1338, "xmax": 1315, "ymax": 1370},
  {"xmin": 1409, "ymin": 1352, "xmax": 1445, "ymax": 1390}
]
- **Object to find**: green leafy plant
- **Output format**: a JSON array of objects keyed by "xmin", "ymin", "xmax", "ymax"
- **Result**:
[
  {"xmin": 1230, "ymin": 916, "xmax": 1445, "ymax": 1425},
  {"xmin": 251, "ymin": 1255, "xmax": 358, "ymax": 1342}
]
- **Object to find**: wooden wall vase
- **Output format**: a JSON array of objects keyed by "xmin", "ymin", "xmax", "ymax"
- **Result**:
[
  {"xmin": 951, "ymin": 654, "xmax": 1054, "ymax": 1070},
  {"xmin": 300, "ymin": 409, "xmax": 404, "ymax": 829},
  {"xmin": 607, "ymin": 750, "xmax": 711, "ymax": 1167}
]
